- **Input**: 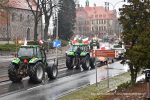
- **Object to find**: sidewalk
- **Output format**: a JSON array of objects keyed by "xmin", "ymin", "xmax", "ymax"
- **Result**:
[{"xmin": 58, "ymin": 72, "xmax": 144, "ymax": 100}]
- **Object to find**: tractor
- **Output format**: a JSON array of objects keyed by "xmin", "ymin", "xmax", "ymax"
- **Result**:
[
  {"xmin": 8, "ymin": 41, "xmax": 58, "ymax": 83},
  {"xmin": 66, "ymin": 43, "xmax": 96, "ymax": 70}
]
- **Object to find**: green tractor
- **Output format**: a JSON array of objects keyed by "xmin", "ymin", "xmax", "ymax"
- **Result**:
[
  {"xmin": 90, "ymin": 39, "xmax": 99, "ymax": 50},
  {"xmin": 8, "ymin": 42, "xmax": 58, "ymax": 83},
  {"xmin": 66, "ymin": 43, "xmax": 96, "ymax": 70}
]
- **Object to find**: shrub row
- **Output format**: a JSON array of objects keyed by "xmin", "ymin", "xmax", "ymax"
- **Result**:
[
  {"xmin": 0, "ymin": 44, "xmax": 20, "ymax": 51},
  {"xmin": 0, "ymin": 40, "xmax": 68, "ymax": 51}
]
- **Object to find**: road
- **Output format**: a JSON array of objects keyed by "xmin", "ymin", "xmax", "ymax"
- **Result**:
[{"xmin": 0, "ymin": 61, "xmax": 129, "ymax": 100}]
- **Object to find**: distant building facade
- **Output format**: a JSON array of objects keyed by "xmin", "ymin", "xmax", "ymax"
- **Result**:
[
  {"xmin": 0, "ymin": 0, "xmax": 43, "ymax": 41},
  {"xmin": 75, "ymin": 0, "xmax": 121, "ymax": 39}
]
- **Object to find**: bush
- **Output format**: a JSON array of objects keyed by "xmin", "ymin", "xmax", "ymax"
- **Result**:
[
  {"xmin": 61, "ymin": 39, "xmax": 68, "ymax": 47},
  {"xmin": 117, "ymin": 81, "xmax": 131, "ymax": 91},
  {"xmin": 0, "ymin": 44, "xmax": 20, "ymax": 51}
]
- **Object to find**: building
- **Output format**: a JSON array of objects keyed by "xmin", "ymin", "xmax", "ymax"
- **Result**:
[
  {"xmin": 0, "ymin": 0, "xmax": 43, "ymax": 41},
  {"xmin": 75, "ymin": 0, "xmax": 121, "ymax": 39}
]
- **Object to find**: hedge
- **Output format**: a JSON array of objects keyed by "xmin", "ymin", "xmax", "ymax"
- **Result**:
[{"xmin": 0, "ymin": 44, "xmax": 20, "ymax": 51}]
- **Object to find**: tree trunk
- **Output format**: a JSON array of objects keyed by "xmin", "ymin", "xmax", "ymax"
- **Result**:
[
  {"xmin": 34, "ymin": 19, "xmax": 38, "ymax": 41},
  {"xmin": 44, "ymin": 16, "xmax": 50, "ymax": 41},
  {"xmin": 129, "ymin": 63, "xmax": 138, "ymax": 85}
]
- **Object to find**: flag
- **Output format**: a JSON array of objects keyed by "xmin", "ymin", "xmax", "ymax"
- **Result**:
[
  {"xmin": 24, "ymin": 38, "xmax": 27, "ymax": 46},
  {"xmin": 82, "ymin": 37, "xmax": 89, "ymax": 44}
]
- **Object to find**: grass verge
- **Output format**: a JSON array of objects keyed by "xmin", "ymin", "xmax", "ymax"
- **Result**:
[{"xmin": 58, "ymin": 72, "xmax": 131, "ymax": 100}]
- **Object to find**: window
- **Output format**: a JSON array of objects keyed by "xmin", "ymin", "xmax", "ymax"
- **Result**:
[
  {"xmin": 104, "ymin": 26, "xmax": 106, "ymax": 31},
  {"xmin": 104, "ymin": 20, "xmax": 106, "ymax": 24},
  {"xmin": 99, "ymin": 14, "xmax": 102, "ymax": 18},
  {"xmin": 92, "ymin": 20, "xmax": 94, "ymax": 24},
  {"xmin": 92, "ymin": 27, "xmax": 94, "ymax": 31},
  {"xmin": 97, "ymin": 19, "xmax": 99, "ymax": 24},
  {"xmin": 27, "ymin": 15, "xmax": 30, "ymax": 22},
  {"xmin": 103, "ymin": 14, "xmax": 106, "ymax": 17},
  {"xmin": 99, "ymin": 20, "xmax": 101, "ymax": 24},
  {"xmin": 12, "ymin": 13, "xmax": 15, "ymax": 21},
  {"xmin": 20, "ymin": 14, "xmax": 23, "ymax": 22}
]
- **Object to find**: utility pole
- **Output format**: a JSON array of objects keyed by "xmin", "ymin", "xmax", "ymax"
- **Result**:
[{"xmin": 56, "ymin": 10, "xmax": 59, "ymax": 66}]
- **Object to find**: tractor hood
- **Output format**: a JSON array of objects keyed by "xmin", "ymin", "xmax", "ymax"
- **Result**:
[
  {"xmin": 12, "ymin": 56, "xmax": 41, "ymax": 64},
  {"xmin": 66, "ymin": 51, "xmax": 75, "ymax": 56},
  {"xmin": 80, "ymin": 52, "xmax": 88, "ymax": 56},
  {"xmin": 29, "ymin": 57, "xmax": 42, "ymax": 63},
  {"xmin": 12, "ymin": 58, "xmax": 20, "ymax": 64}
]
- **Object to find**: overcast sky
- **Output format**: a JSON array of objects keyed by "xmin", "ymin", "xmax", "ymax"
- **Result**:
[{"xmin": 79, "ymin": 0, "xmax": 128, "ymax": 16}]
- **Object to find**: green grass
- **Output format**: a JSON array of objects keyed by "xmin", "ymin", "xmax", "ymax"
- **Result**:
[{"xmin": 58, "ymin": 72, "xmax": 131, "ymax": 100}]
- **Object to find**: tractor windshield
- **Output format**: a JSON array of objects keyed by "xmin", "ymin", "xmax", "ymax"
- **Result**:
[{"xmin": 18, "ymin": 47, "xmax": 35, "ymax": 57}]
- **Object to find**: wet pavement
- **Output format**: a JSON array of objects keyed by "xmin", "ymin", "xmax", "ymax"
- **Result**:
[{"xmin": 0, "ymin": 61, "xmax": 128, "ymax": 100}]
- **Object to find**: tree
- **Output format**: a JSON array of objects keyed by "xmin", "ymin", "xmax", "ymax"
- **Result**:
[
  {"xmin": 26, "ymin": 0, "xmax": 58, "ymax": 41},
  {"xmin": 0, "ymin": 0, "xmax": 10, "ymax": 42},
  {"xmin": 40, "ymin": 0, "xmax": 57, "ymax": 41},
  {"xmin": 0, "ymin": 0, "xmax": 8, "ymax": 7},
  {"xmin": 119, "ymin": 0, "xmax": 150, "ymax": 85},
  {"xmin": 54, "ymin": 0, "xmax": 76, "ymax": 40},
  {"xmin": 26, "ymin": 0, "xmax": 42, "ymax": 41}
]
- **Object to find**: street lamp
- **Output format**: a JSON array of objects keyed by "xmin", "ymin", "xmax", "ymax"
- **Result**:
[{"xmin": 104, "ymin": 0, "xmax": 125, "ymax": 40}]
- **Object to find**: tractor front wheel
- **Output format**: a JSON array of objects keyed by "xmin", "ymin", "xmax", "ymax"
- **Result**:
[{"xmin": 47, "ymin": 64, "xmax": 58, "ymax": 79}]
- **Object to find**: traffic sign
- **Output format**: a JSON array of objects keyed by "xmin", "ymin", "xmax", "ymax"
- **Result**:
[
  {"xmin": 53, "ymin": 39, "xmax": 61, "ymax": 48},
  {"xmin": 92, "ymin": 50, "xmax": 115, "ymax": 58}
]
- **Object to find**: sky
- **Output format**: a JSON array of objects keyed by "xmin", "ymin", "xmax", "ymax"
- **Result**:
[{"xmin": 79, "ymin": 0, "xmax": 128, "ymax": 16}]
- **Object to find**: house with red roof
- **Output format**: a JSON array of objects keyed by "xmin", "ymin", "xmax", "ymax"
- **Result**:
[
  {"xmin": 75, "ymin": 0, "xmax": 121, "ymax": 39},
  {"xmin": 0, "ymin": 0, "xmax": 43, "ymax": 41}
]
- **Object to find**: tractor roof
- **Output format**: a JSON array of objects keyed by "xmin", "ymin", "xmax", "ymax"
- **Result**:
[
  {"xmin": 72, "ymin": 43, "xmax": 89, "ymax": 46},
  {"xmin": 21, "ymin": 45, "xmax": 39, "ymax": 48}
]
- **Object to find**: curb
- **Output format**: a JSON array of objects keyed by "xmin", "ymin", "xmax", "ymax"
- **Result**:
[{"xmin": 56, "ymin": 84, "xmax": 90, "ymax": 100}]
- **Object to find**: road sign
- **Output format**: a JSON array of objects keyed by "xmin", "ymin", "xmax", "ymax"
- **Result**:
[
  {"xmin": 53, "ymin": 39, "xmax": 61, "ymax": 48},
  {"xmin": 92, "ymin": 50, "xmax": 115, "ymax": 58}
]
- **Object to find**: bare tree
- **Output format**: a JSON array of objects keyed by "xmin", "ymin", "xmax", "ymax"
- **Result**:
[
  {"xmin": 40, "ymin": 0, "xmax": 57, "ymax": 41},
  {"xmin": 0, "ymin": 0, "xmax": 10, "ymax": 42},
  {"xmin": 26, "ymin": 0, "xmax": 42, "ymax": 41},
  {"xmin": 26, "ymin": 0, "xmax": 58, "ymax": 41},
  {"xmin": 0, "ymin": 0, "xmax": 8, "ymax": 8}
]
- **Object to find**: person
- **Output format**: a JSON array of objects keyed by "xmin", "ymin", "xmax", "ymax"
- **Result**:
[{"xmin": 76, "ymin": 47, "xmax": 81, "ymax": 56}]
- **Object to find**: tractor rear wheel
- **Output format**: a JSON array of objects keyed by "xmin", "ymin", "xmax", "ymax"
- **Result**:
[
  {"xmin": 82, "ymin": 56, "xmax": 90, "ymax": 70},
  {"xmin": 66, "ymin": 56, "xmax": 74, "ymax": 70},
  {"xmin": 8, "ymin": 63, "xmax": 22, "ymax": 83},
  {"xmin": 90, "ymin": 58, "xmax": 96, "ymax": 69},
  {"xmin": 28, "ymin": 62, "xmax": 44, "ymax": 83}
]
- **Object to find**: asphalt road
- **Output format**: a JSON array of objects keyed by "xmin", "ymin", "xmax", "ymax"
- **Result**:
[{"xmin": 0, "ymin": 61, "xmax": 129, "ymax": 100}]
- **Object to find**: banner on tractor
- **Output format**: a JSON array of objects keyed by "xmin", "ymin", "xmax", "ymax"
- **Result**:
[{"xmin": 92, "ymin": 50, "xmax": 115, "ymax": 58}]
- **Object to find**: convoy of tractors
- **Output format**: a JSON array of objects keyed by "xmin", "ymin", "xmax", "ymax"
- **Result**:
[{"xmin": 8, "ymin": 37, "xmax": 125, "ymax": 84}]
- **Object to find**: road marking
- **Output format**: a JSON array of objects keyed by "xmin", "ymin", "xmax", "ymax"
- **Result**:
[{"xmin": 27, "ymin": 85, "xmax": 43, "ymax": 91}]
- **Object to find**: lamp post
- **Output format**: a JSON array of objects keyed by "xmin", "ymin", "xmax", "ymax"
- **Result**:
[
  {"xmin": 53, "ymin": 8, "xmax": 59, "ymax": 66},
  {"xmin": 105, "ymin": 0, "xmax": 125, "ymax": 40}
]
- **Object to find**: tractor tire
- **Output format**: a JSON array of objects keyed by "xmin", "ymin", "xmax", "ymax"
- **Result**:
[
  {"xmin": 82, "ymin": 56, "xmax": 90, "ymax": 70},
  {"xmin": 28, "ymin": 62, "xmax": 44, "ymax": 83},
  {"xmin": 47, "ymin": 64, "xmax": 58, "ymax": 79},
  {"xmin": 66, "ymin": 56, "xmax": 74, "ymax": 70},
  {"xmin": 90, "ymin": 58, "xmax": 96, "ymax": 69},
  {"xmin": 8, "ymin": 63, "xmax": 22, "ymax": 83}
]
